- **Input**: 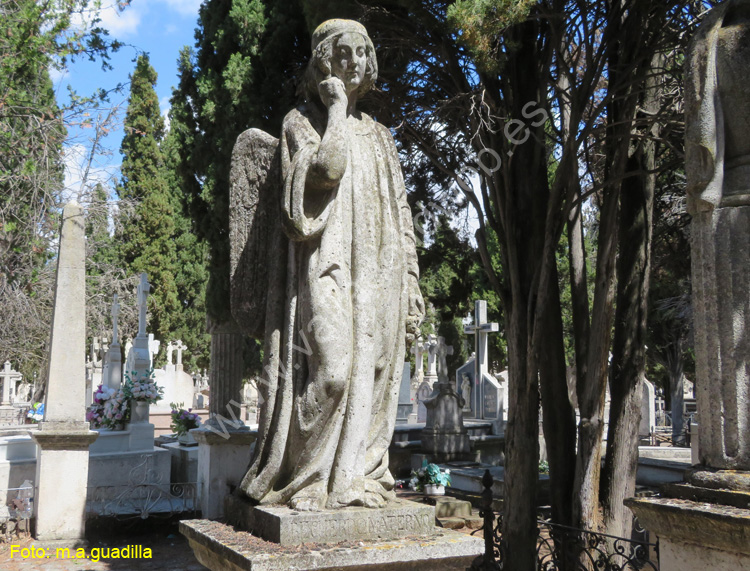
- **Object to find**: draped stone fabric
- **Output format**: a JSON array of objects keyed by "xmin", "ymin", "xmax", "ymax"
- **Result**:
[
  {"xmin": 687, "ymin": 0, "xmax": 750, "ymax": 471},
  {"xmin": 236, "ymin": 100, "xmax": 421, "ymax": 510}
]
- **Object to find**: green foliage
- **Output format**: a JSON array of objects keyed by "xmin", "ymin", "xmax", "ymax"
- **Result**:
[
  {"xmin": 0, "ymin": 0, "xmax": 122, "ymax": 379},
  {"xmin": 171, "ymin": 0, "xmax": 308, "ymax": 324},
  {"xmin": 447, "ymin": 0, "xmax": 537, "ymax": 73},
  {"xmin": 418, "ymin": 219, "xmax": 505, "ymax": 372},
  {"xmin": 115, "ymin": 55, "xmax": 181, "ymax": 361}
]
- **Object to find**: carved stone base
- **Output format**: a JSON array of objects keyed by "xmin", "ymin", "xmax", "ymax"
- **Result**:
[
  {"xmin": 626, "ymin": 496, "xmax": 750, "ymax": 570},
  {"xmin": 180, "ymin": 518, "xmax": 483, "ymax": 571},
  {"xmin": 225, "ymin": 494, "xmax": 435, "ymax": 545}
]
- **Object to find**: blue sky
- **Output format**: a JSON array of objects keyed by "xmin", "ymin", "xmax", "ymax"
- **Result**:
[{"xmin": 56, "ymin": 0, "xmax": 202, "ymax": 199}]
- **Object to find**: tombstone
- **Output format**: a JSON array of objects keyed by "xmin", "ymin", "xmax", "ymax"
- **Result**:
[
  {"xmin": 166, "ymin": 341, "xmax": 176, "ymax": 366},
  {"xmin": 396, "ymin": 362, "xmax": 413, "ymax": 424},
  {"xmin": 148, "ymin": 333, "xmax": 160, "ymax": 369},
  {"xmin": 104, "ymin": 294, "xmax": 123, "ymax": 389},
  {"xmin": 416, "ymin": 381, "xmax": 433, "ymax": 423},
  {"xmin": 175, "ymin": 339, "xmax": 187, "ymax": 368},
  {"xmin": 424, "ymin": 334, "xmax": 439, "ymax": 386},
  {"xmin": 455, "ymin": 354, "xmax": 476, "ymax": 417},
  {"xmin": 639, "ymin": 377, "xmax": 656, "ymax": 440},
  {"xmin": 31, "ymin": 202, "xmax": 98, "ymax": 542},
  {"xmin": 421, "ymin": 337, "xmax": 470, "ymax": 460},
  {"xmin": 0, "ymin": 361, "xmax": 22, "ymax": 405},
  {"xmin": 463, "ymin": 300, "xmax": 499, "ymax": 417},
  {"xmin": 128, "ymin": 273, "xmax": 152, "ymax": 380}
]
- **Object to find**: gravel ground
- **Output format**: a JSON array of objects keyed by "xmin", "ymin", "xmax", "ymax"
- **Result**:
[{"xmin": 0, "ymin": 523, "xmax": 206, "ymax": 571}]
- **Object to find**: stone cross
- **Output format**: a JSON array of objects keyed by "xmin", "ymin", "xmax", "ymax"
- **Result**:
[
  {"xmin": 1, "ymin": 361, "xmax": 15, "ymax": 405},
  {"xmin": 435, "ymin": 336, "xmax": 454, "ymax": 385},
  {"xmin": 148, "ymin": 333, "xmax": 160, "ymax": 366},
  {"xmin": 166, "ymin": 341, "xmax": 175, "ymax": 365},
  {"xmin": 90, "ymin": 337, "xmax": 101, "ymax": 367},
  {"xmin": 175, "ymin": 340, "xmax": 187, "ymax": 365},
  {"xmin": 410, "ymin": 337, "xmax": 426, "ymax": 385},
  {"xmin": 425, "ymin": 334, "xmax": 439, "ymax": 379},
  {"xmin": 464, "ymin": 300, "xmax": 498, "ymax": 413},
  {"xmin": 111, "ymin": 294, "xmax": 120, "ymax": 345},
  {"xmin": 136, "ymin": 272, "xmax": 150, "ymax": 337}
]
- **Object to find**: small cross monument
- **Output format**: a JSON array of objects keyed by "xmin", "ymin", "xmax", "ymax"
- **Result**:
[
  {"xmin": 463, "ymin": 300, "xmax": 499, "ymax": 418},
  {"xmin": 137, "ymin": 272, "xmax": 151, "ymax": 338}
]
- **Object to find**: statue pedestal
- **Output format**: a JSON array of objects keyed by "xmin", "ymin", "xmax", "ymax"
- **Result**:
[
  {"xmin": 181, "ymin": 514, "xmax": 483, "ymax": 571},
  {"xmin": 626, "ymin": 469, "xmax": 750, "ymax": 570},
  {"xmin": 225, "ymin": 495, "xmax": 435, "ymax": 545},
  {"xmin": 192, "ymin": 425, "xmax": 255, "ymax": 519}
]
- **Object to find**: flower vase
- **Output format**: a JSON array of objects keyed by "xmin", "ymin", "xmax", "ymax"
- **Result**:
[
  {"xmin": 130, "ymin": 400, "xmax": 150, "ymax": 424},
  {"xmin": 178, "ymin": 432, "xmax": 197, "ymax": 446},
  {"xmin": 424, "ymin": 484, "xmax": 445, "ymax": 496}
]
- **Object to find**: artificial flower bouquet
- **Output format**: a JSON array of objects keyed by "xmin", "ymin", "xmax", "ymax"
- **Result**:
[
  {"xmin": 122, "ymin": 369, "xmax": 163, "ymax": 404},
  {"xmin": 169, "ymin": 402, "xmax": 201, "ymax": 436}
]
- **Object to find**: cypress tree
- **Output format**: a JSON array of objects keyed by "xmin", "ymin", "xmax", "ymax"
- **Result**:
[{"xmin": 117, "ymin": 55, "xmax": 180, "ymax": 353}]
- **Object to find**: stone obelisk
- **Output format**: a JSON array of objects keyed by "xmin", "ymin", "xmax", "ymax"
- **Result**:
[{"xmin": 32, "ymin": 202, "xmax": 98, "ymax": 543}]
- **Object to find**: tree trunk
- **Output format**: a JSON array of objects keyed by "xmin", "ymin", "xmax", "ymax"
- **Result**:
[
  {"xmin": 601, "ymin": 39, "xmax": 660, "ymax": 538},
  {"xmin": 669, "ymin": 338, "xmax": 686, "ymax": 446},
  {"xmin": 539, "ymin": 264, "xmax": 577, "ymax": 527},
  {"xmin": 601, "ymin": 147, "xmax": 654, "ymax": 539}
]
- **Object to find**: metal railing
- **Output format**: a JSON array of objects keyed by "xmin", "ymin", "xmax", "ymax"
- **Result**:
[{"xmin": 470, "ymin": 470, "xmax": 659, "ymax": 571}]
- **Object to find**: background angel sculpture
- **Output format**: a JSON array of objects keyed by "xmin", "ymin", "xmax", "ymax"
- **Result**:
[{"xmin": 229, "ymin": 19, "xmax": 424, "ymax": 511}]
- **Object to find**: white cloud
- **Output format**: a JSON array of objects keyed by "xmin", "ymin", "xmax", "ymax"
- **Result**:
[
  {"xmin": 63, "ymin": 144, "xmax": 117, "ymax": 203},
  {"xmin": 98, "ymin": 3, "xmax": 142, "ymax": 38},
  {"xmin": 160, "ymin": 96, "xmax": 172, "ymax": 131},
  {"xmin": 156, "ymin": 0, "xmax": 202, "ymax": 18}
]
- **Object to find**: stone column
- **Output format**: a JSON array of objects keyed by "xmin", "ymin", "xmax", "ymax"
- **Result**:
[
  {"xmin": 627, "ymin": 8, "xmax": 750, "ymax": 568},
  {"xmin": 692, "ymin": 207, "xmax": 750, "ymax": 470},
  {"xmin": 193, "ymin": 320, "xmax": 253, "ymax": 519},
  {"xmin": 32, "ymin": 202, "xmax": 98, "ymax": 544},
  {"xmin": 207, "ymin": 327, "xmax": 245, "ymax": 428}
]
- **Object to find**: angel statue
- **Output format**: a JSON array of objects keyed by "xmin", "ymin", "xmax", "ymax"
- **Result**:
[{"xmin": 229, "ymin": 19, "xmax": 424, "ymax": 511}]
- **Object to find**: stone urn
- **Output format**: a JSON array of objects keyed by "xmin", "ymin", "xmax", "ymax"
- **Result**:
[
  {"xmin": 130, "ymin": 400, "xmax": 150, "ymax": 424},
  {"xmin": 424, "ymin": 484, "xmax": 445, "ymax": 496}
]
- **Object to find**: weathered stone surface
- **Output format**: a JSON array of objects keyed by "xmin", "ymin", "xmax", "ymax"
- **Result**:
[
  {"xmin": 433, "ymin": 497, "xmax": 472, "ymax": 518},
  {"xmin": 437, "ymin": 517, "xmax": 464, "ymax": 530},
  {"xmin": 193, "ymin": 426, "xmax": 255, "ymax": 520},
  {"xmin": 685, "ymin": 467, "xmax": 750, "ymax": 493},
  {"xmin": 686, "ymin": 1, "xmax": 750, "ymax": 471},
  {"xmin": 225, "ymin": 495, "xmax": 435, "ymax": 545},
  {"xmin": 663, "ymin": 482, "xmax": 750, "ymax": 510},
  {"xmin": 33, "ymin": 202, "xmax": 98, "ymax": 542},
  {"xmin": 232, "ymin": 19, "xmax": 424, "ymax": 511},
  {"xmin": 180, "ymin": 518, "xmax": 483, "ymax": 571},
  {"xmin": 626, "ymin": 496, "xmax": 750, "ymax": 557}
]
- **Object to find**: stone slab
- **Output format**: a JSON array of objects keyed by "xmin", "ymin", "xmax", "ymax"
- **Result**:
[
  {"xmin": 626, "ymin": 496, "xmax": 750, "ymax": 556},
  {"xmin": 433, "ymin": 497, "xmax": 472, "ymax": 518},
  {"xmin": 225, "ymin": 495, "xmax": 435, "ymax": 546},
  {"xmin": 180, "ymin": 518, "xmax": 483, "ymax": 571}
]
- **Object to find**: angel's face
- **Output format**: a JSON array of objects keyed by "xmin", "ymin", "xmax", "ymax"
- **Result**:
[{"xmin": 330, "ymin": 33, "xmax": 367, "ymax": 95}]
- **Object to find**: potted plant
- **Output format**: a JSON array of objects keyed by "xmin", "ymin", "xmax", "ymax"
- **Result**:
[
  {"xmin": 122, "ymin": 369, "xmax": 163, "ymax": 423},
  {"xmin": 170, "ymin": 402, "xmax": 201, "ymax": 445},
  {"xmin": 409, "ymin": 463, "xmax": 451, "ymax": 496}
]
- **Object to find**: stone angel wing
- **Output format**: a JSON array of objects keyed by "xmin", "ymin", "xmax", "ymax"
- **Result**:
[{"xmin": 229, "ymin": 128, "xmax": 285, "ymax": 339}]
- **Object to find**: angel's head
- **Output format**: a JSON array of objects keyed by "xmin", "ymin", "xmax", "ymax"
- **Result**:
[{"xmin": 302, "ymin": 19, "xmax": 378, "ymax": 103}]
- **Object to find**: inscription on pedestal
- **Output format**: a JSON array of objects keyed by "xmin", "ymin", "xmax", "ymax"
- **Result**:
[{"xmin": 226, "ymin": 495, "xmax": 435, "ymax": 546}]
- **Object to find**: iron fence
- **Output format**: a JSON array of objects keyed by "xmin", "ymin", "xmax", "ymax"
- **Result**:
[{"xmin": 470, "ymin": 470, "xmax": 659, "ymax": 571}]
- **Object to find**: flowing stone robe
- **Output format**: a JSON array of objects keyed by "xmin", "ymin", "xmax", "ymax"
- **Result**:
[
  {"xmin": 687, "ymin": 0, "xmax": 750, "ymax": 470},
  {"xmin": 238, "ymin": 103, "xmax": 419, "ymax": 509}
]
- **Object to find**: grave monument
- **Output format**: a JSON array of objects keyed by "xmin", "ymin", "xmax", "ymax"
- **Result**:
[
  {"xmin": 32, "ymin": 202, "xmax": 98, "ymax": 542},
  {"xmin": 182, "ymin": 18, "xmax": 482, "ymax": 570},
  {"xmin": 627, "ymin": 3, "xmax": 750, "ymax": 568}
]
